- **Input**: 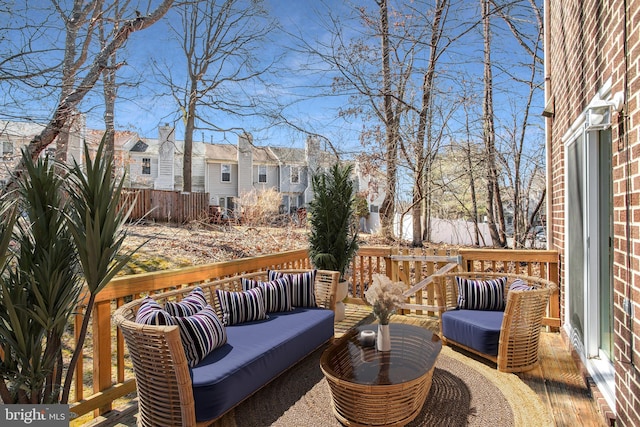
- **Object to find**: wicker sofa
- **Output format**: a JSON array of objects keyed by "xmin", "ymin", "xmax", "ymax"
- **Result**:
[
  {"xmin": 432, "ymin": 272, "xmax": 557, "ymax": 373},
  {"xmin": 114, "ymin": 269, "xmax": 339, "ymax": 427}
]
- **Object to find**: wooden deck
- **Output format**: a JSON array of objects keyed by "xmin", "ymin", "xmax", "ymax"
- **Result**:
[{"xmin": 82, "ymin": 304, "xmax": 608, "ymax": 427}]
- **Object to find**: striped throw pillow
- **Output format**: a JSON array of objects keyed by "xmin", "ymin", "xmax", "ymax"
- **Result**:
[
  {"xmin": 456, "ymin": 276, "xmax": 507, "ymax": 311},
  {"xmin": 241, "ymin": 278, "xmax": 293, "ymax": 313},
  {"xmin": 136, "ymin": 298, "xmax": 226, "ymax": 367},
  {"xmin": 509, "ymin": 279, "xmax": 535, "ymax": 291},
  {"xmin": 268, "ymin": 270, "xmax": 317, "ymax": 307},
  {"xmin": 215, "ymin": 287, "xmax": 268, "ymax": 325},
  {"xmin": 173, "ymin": 305, "xmax": 227, "ymax": 367},
  {"xmin": 135, "ymin": 297, "xmax": 173, "ymax": 325},
  {"xmin": 165, "ymin": 287, "xmax": 207, "ymax": 317}
]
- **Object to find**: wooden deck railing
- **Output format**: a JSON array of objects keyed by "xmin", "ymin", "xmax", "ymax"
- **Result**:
[
  {"xmin": 68, "ymin": 246, "xmax": 559, "ymax": 424},
  {"xmin": 349, "ymin": 247, "xmax": 560, "ymax": 327}
]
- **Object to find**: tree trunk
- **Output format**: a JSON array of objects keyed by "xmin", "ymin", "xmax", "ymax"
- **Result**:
[
  {"xmin": 378, "ymin": 0, "xmax": 397, "ymax": 241},
  {"xmin": 183, "ymin": 81, "xmax": 197, "ymax": 192},
  {"xmin": 101, "ymin": 1, "xmax": 122, "ymax": 159},
  {"xmin": 415, "ymin": 0, "xmax": 446, "ymax": 245},
  {"xmin": 482, "ymin": 0, "xmax": 505, "ymax": 247},
  {"xmin": 412, "ymin": 182, "xmax": 422, "ymax": 246},
  {"xmin": 466, "ymin": 138, "xmax": 480, "ymax": 246},
  {"xmin": 102, "ymin": 59, "xmax": 116, "ymax": 159}
]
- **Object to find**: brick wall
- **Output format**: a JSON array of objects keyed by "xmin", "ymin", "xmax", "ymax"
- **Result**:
[{"xmin": 547, "ymin": 1, "xmax": 640, "ymax": 425}]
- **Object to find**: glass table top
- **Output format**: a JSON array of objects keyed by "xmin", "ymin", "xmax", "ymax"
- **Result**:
[{"xmin": 321, "ymin": 323, "xmax": 442, "ymax": 386}]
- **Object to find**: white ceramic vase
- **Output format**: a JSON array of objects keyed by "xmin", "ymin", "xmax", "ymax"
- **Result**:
[
  {"xmin": 334, "ymin": 280, "xmax": 349, "ymax": 322},
  {"xmin": 377, "ymin": 324, "xmax": 391, "ymax": 352}
]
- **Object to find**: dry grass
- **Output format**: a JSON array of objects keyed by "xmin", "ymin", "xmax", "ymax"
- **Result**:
[{"xmin": 120, "ymin": 221, "xmax": 311, "ymax": 273}]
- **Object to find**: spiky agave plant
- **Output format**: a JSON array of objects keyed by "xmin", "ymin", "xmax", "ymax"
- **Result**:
[
  {"xmin": 307, "ymin": 163, "xmax": 359, "ymax": 281},
  {"xmin": 0, "ymin": 134, "xmax": 140, "ymax": 405},
  {"xmin": 60, "ymin": 135, "xmax": 139, "ymax": 404},
  {"xmin": 0, "ymin": 152, "xmax": 81, "ymax": 404}
]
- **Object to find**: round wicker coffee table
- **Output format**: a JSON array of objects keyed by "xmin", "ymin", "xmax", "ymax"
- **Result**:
[{"xmin": 320, "ymin": 323, "xmax": 442, "ymax": 427}]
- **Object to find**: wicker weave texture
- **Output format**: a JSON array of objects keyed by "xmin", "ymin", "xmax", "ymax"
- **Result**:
[
  {"xmin": 113, "ymin": 269, "xmax": 339, "ymax": 427},
  {"xmin": 114, "ymin": 306, "xmax": 197, "ymax": 427},
  {"xmin": 321, "ymin": 326, "xmax": 441, "ymax": 426},
  {"xmin": 434, "ymin": 272, "xmax": 557, "ymax": 373}
]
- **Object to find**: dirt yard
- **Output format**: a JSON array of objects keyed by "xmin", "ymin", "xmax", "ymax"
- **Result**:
[
  {"xmin": 120, "ymin": 221, "xmax": 392, "ymax": 275},
  {"xmin": 120, "ymin": 222, "xmax": 310, "ymax": 274}
]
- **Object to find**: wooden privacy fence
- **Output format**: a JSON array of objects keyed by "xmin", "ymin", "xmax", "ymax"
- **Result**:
[
  {"xmin": 121, "ymin": 189, "xmax": 209, "ymax": 223},
  {"xmin": 69, "ymin": 246, "xmax": 560, "ymax": 424}
]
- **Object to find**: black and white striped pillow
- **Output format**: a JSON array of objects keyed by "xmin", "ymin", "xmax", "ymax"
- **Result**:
[
  {"xmin": 456, "ymin": 276, "xmax": 507, "ymax": 311},
  {"xmin": 241, "ymin": 277, "xmax": 293, "ymax": 313},
  {"xmin": 509, "ymin": 279, "xmax": 535, "ymax": 291},
  {"xmin": 173, "ymin": 305, "xmax": 227, "ymax": 367},
  {"xmin": 136, "ymin": 298, "xmax": 226, "ymax": 367},
  {"xmin": 135, "ymin": 297, "xmax": 173, "ymax": 325},
  {"xmin": 215, "ymin": 287, "xmax": 268, "ymax": 325},
  {"xmin": 165, "ymin": 286, "xmax": 207, "ymax": 317},
  {"xmin": 268, "ymin": 270, "xmax": 317, "ymax": 307}
]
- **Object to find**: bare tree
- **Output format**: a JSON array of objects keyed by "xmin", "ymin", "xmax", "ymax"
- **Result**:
[
  {"xmin": 482, "ymin": 0, "xmax": 507, "ymax": 247},
  {"xmin": 154, "ymin": 0, "xmax": 277, "ymax": 192},
  {"xmin": 405, "ymin": 0, "xmax": 480, "ymax": 245},
  {"xmin": 99, "ymin": 1, "xmax": 127, "ymax": 157},
  {"xmin": 5, "ymin": 0, "xmax": 174, "ymax": 190},
  {"xmin": 0, "ymin": 3, "xmax": 62, "ymax": 105},
  {"xmin": 411, "ymin": 0, "xmax": 448, "ymax": 246},
  {"xmin": 53, "ymin": 0, "xmax": 103, "ymax": 165},
  {"xmin": 301, "ymin": 0, "xmax": 484, "ymax": 244},
  {"xmin": 492, "ymin": 0, "xmax": 545, "ymax": 247},
  {"xmin": 376, "ymin": 0, "xmax": 400, "ymax": 241}
]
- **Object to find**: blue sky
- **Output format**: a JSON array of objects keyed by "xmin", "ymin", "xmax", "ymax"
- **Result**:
[
  {"xmin": 82, "ymin": 0, "xmax": 362, "ymax": 152},
  {"xmin": 2, "ymin": 0, "xmax": 544, "ymax": 161}
]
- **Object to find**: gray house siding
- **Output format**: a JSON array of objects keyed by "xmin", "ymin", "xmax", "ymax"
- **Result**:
[
  {"xmin": 206, "ymin": 161, "xmax": 238, "ymax": 208},
  {"xmin": 129, "ymin": 153, "xmax": 158, "ymax": 189},
  {"xmin": 250, "ymin": 164, "xmax": 278, "ymax": 191}
]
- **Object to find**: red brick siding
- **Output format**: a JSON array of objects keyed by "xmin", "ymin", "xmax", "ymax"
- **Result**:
[{"xmin": 547, "ymin": 1, "xmax": 640, "ymax": 425}]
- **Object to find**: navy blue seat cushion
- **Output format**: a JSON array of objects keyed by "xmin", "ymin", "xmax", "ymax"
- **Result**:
[
  {"xmin": 441, "ymin": 309, "xmax": 504, "ymax": 356},
  {"xmin": 190, "ymin": 307, "xmax": 334, "ymax": 422}
]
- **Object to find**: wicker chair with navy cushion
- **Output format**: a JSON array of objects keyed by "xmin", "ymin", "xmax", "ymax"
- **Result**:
[{"xmin": 433, "ymin": 272, "xmax": 556, "ymax": 373}]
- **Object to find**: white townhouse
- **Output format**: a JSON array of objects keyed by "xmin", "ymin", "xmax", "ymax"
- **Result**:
[{"xmin": 0, "ymin": 120, "xmax": 383, "ymax": 229}]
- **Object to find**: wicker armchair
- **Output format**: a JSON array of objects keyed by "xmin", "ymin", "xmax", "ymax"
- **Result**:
[
  {"xmin": 432, "ymin": 272, "xmax": 556, "ymax": 373},
  {"xmin": 113, "ymin": 269, "xmax": 339, "ymax": 427}
]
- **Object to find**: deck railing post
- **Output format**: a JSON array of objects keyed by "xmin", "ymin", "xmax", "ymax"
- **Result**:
[{"xmin": 93, "ymin": 299, "xmax": 113, "ymax": 416}]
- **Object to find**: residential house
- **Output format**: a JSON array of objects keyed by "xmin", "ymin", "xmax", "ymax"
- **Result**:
[
  {"xmin": 0, "ymin": 119, "xmax": 367, "ymax": 226},
  {"xmin": 204, "ymin": 133, "xmax": 280, "ymax": 216},
  {"xmin": 122, "ymin": 124, "xmax": 207, "ymax": 193},
  {"xmin": 122, "ymin": 127, "xmax": 345, "ymax": 219},
  {"xmin": 85, "ymin": 129, "xmax": 138, "ymax": 184},
  {"xmin": 545, "ymin": 1, "xmax": 639, "ymax": 425},
  {"xmin": 0, "ymin": 116, "xmax": 85, "ymax": 185}
]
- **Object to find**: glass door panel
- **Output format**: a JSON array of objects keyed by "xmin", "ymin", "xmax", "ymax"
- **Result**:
[{"xmin": 567, "ymin": 134, "xmax": 585, "ymax": 342}]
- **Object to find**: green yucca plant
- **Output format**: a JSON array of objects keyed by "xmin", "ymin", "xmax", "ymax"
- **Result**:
[
  {"xmin": 307, "ymin": 163, "xmax": 360, "ymax": 281},
  {"xmin": 0, "ymin": 135, "xmax": 139, "ymax": 405}
]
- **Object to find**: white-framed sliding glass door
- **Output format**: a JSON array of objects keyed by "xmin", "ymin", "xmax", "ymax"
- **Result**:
[{"xmin": 564, "ymin": 123, "xmax": 615, "ymax": 410}]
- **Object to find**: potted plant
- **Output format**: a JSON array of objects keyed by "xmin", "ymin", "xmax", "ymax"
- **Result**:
[{"xmin": 308, "ymin": 163, "xmax": 360, "ymax": 321}]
